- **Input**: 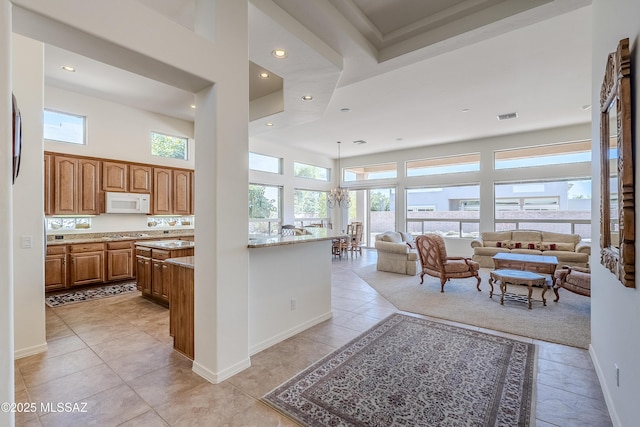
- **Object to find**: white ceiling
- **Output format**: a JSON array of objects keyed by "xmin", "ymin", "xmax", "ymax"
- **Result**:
[{"xmin": 40, "ymin": 0, "xmax": 593, "ymax": 159}]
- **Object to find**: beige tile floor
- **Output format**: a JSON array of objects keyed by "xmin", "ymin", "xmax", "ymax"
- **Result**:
[{"xmin": 16, "ymin": 249, "xmax": 612, "ymax": 426}]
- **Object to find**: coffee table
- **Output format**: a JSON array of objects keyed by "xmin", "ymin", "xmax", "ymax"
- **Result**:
[
  {"xmin": 489, "ymin": 269, "xmax": 548, "ymax": 309},
  {"xmin": 492, "ymin": 252, "xmax": 558, "ymax": 275}
]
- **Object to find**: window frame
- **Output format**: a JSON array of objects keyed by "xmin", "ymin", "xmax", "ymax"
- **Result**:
[
  {"xmin": 43, "ymin": 108, "xmax": 86, "ymax": 145},
  {"xmin": 150, "ymin": 131, "xmax": 189, "ymax": 160}
]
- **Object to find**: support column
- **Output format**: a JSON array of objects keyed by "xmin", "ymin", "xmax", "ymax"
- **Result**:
[{"xmin": 192, "ymin": 0, "xmax": 250, "ymax": 383}]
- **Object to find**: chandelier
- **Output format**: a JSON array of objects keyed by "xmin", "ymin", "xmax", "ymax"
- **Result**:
[{"xmin": 327, "ymin": 141, "xmax": 351, "ymax": 208}]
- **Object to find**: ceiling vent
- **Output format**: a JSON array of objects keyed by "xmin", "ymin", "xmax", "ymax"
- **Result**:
[{"xmin": 497, "ymin": 112, "xmax": 518, "ymax": 120}]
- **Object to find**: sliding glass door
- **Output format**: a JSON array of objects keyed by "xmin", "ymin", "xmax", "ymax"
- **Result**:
[{"xmin": 348, "ymin": 187, "xmax": 396, "ymax": 247}]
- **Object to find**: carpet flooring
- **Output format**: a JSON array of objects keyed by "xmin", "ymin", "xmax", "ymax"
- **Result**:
[
  {"xmin": 356, "ymin": 265, "xmax": 590, "ymax": 349},
  {"xmin": 263, "ymin": 313, "xmax": 536, "ymax": 427},
  {"xmin": 45, "ymin": 282, "xmax": 139, "ymax": 307}
]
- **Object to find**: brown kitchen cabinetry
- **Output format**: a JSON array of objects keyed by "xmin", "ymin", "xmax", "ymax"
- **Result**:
[
  {"xmin": 129, "ymin": 165, "xmax": 152, "ymax": 193},
  {"xmin": 106, "ymin": 241, "xmax": 134, "ymax": 281},
  {"xmin": 44, "ymin": 154, "xmax": 53, "ymax": 216},
  {"xmin": 102, "ymin": 161, "xmax": 128, "ymax": 192},
  {"xmin": 153, "ymin": 167, "xmax": 172, "ymax": 215},
  {"xmin": 68, "ymin": 243, "xmax": 105, "ymax": 286},
  {"xmin": 173, "ymin": 169, "xmax": 192, "ymax": 215},
  {"xmin": 45, "ymin": 245, "xmax": 67, "ymax": 291},
  {"xmin": 52, "ymin": 155, "xmax": 101, "ymax": 215},
  {"xmin": 136, "ymin": 247, "xmax": 152, "ymax": 296},
  {"xmin": 135, "ymin": 242, "xmax": 194, "ymax": 306},
  {"xmin": 168, "ymin": 261, "xmax": 194, "ymax": 359}
]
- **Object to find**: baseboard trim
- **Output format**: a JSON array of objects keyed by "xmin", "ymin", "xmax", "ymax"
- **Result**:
[
  {"xmin": 249, "ymin": 311, "xmax": 333, "ymax": 355},
  {"xmin": 590, "ymin": 344, "xmax": 621, "ymax": 427},
  {"xmin": 14, "ymin": 342, "xmax": 48, "ymax": 359},
  {"xmin": 192, "ymin": 357, "xmax": 251, "ymax": 384}
]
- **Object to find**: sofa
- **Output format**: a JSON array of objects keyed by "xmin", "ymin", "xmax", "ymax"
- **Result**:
[
  {"xmin": 470, "ymin": 230, "xmax": 590, "ymax": 269},
  {"xmin": 374, "ymin": 231, "xmax": 419, "ymax": 275}
]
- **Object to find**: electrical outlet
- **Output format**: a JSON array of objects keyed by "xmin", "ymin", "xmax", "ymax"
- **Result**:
[
  {"xmin": 615, "ymin": 364, "xmax": 620, "ymax": 387},
  {"xmin": 290, "ymin": 298, "xmax": 297, "ymax": 311}
]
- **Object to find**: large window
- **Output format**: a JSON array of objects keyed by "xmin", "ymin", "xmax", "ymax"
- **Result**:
[
  {"xmin": 495, "ymin": 141, "xmax": 591, "ymax": 170},
  {"xmin": 249, "ymin": 184, "xmax": 282, "ymax": 235},
  {"xmin": 344, "ymin": 163, "xmax": 397, "ymax": 182},
  {"xmin": 406, "ymin": 184, "xmax": 480, "ymax": 238},
  {"xmin": 294, "ymin": 189, "xmax": 329, "ymax": 226},
  {"xmin": 250, "ymin": 152, "xmax": 282, "ymax": 174},
  {"xmin": 406, "ymin": 153, "xmax": 480, "ymax": 177},
  {"xmin": 151, "ymin": 131, "xmax": 188, "ymax": 160},
  {"xmin": 43, "ymin": 109, "xmax": 86, "ymax": 145},
  {"xmin": 494, "ymin": 179, "xmax": 591, "ymax": 239},
  {"xmin": 294, "ymin": 162, "xmax": 329, "ymax": 181}
]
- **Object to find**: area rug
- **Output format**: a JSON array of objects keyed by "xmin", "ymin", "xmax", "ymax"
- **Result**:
[
  {"xmin": 263, "ymin": 313, "xmax": 536, "ymax": 426},
  {"xmin": 45, "ymin": 282, "xmax": 138, "ymax": 307},
  {"xmin": 356, "ymin": 265, "xmax": 590, "ymax": 349}
]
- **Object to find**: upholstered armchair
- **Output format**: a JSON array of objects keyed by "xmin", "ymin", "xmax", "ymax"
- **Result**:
[
  {"xmin": 553, "ymin": 265, "xmax": 591, "ymax": 302},
  {"xmin": 415, "ymin": 234, "xmax": 481, "ymax": 293}
]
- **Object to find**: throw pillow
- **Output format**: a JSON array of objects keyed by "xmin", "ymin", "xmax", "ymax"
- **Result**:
[
  {"xmin": 406, "ymin": 242, "xmax": 414, "ymax": 249},
  {"xmin": 514, "ymin": 242, "xmax": 522, "ymax": 249},
  {"xmin": 528, "ymin": 243, "xmax": 535, "ymax": 249}
]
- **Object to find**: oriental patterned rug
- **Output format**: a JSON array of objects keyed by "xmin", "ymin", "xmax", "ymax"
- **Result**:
[
  {"xmin": 263, "ymin": 313, "xmax": 536, "ymax": 427},
  {"xmin": 45, "ymin": 282, "xmax": 138, "ymax": 307}
]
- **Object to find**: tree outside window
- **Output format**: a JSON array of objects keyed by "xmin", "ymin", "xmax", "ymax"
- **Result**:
[{"xmin": 151, "ymin": 131, "xmax": 188, "ymax": 160}]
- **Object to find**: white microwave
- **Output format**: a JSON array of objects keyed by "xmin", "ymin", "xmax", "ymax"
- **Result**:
[{"xmin": 105, "ymin": 192, "xmax": 151, "ymax": 214}]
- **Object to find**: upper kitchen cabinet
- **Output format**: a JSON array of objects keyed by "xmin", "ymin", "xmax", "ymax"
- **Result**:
[
  {"xmin": 52, "ymin": 155, "xmax": 100, "ymax": 215},
  {"xmin": 153, "ymin": 167, "xmax": 173, "ymax": 215},
  {"xmin": 129, "ymin": 165, "xmax": 152, "ymax": 193},
  {"xmin": 102, "ymin": 161, "xmax": 128, "ymax": 192},
  {"xmin": 102, "ymin": 161, "xmax": 152, "ymax": 194},
  {"xmin": 173, "ymin": 169, "xmax": 192, "ymax": 215},
  {"xmin": 44, "ymin": 154, "xmax": 53, "ymax": 215}
]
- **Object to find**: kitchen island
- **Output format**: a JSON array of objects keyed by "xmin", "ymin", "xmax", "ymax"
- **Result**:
[
  {"xmin": 134, "ymin": 240, "xmax": 195, "ymax": 305},
  {"xmin": 248, "ymin": 228, "xmax": 345, "ymax": 354}
]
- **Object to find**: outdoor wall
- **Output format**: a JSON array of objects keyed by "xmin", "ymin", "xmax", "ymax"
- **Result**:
[{"xmin": 590, "ymin": 1, "xmax": 640, "ymax": 426}]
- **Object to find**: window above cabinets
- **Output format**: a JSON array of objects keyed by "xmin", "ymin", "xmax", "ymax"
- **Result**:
[{"xmin": 44, "ymin": 109, "xmax": 86, "ymax": 145}]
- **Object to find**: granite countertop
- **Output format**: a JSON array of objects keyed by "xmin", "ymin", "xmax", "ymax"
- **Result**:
[
  {"xmin": 165, "ymin": 256, "xmax": 195, "ymax": 269},
  {"xmin": 47, "ymin": 230, "xmax": 194, "ymax": 246},
  {"xmin": 134, "ymin": 240, "xmax": 195, "ymax": 250},
  {"xmin": 248, "ymin": 228, "xmax": 347, "ymax": 248}
]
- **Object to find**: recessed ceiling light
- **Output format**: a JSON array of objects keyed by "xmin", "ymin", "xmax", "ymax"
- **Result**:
[
  {"xmin": 340, "ymin": 108, "xmax": 351, "ymax": 113},
  {"xmin": 302, "ymin": 95, "xmax": 313, "ymax": 101},
  {"xmin": 190, "ymin": 104, "xmax": 196, "ymax": 109},
  {"xmin": 353, "ymin": 140, "xmax": 367, "ymax": 145},
  {"xmin": 259, "ymin": 72, "xmax": 270, "ymax": 79},
  {"xmin": 272, "ymin": 49, "xmax": 287, "ymax": 59},
  {"xmin": 61, "ymin": 65, "xmax": 76, "ymax": 72},
  {"xmin": 497, "ymin": 112, "xmax": 518, "ymax": 120},
  {"xmin": 461, "ymin": 108, "xmax": 470, "ymax": 113},
  {"xmin": 396, "ymin": 137, "xmax": 404, "ymax": 141},
  {"xmin": 265, "ymin": 122, "xmax": 274, "ymax": 127},
  {"xmin": 581, "ymin": 104, "xmax": 592, "ymax": 111}
]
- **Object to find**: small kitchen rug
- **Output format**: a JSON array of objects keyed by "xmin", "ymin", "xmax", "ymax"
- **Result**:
[{"xmin": 45, "ymin": 282, "xmax": 139, "ymax": 307}]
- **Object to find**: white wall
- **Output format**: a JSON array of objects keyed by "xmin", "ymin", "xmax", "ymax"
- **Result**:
[
  {"xmin": 12, "ymin": 34, "xmax": 47, "ymax": 358},
  {"xmin": 590, "ymin": 1, "xmax": 640, "ymax": 426},
  {"xmin": 45, "ymin": 86, "xmax": 194, "ymax": 168},
  {"xmin": 0, "ymin": 2, "xmax": 14, "ymax": 425}
]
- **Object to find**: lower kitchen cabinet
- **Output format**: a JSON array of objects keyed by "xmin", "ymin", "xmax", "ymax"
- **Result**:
[
  {"xmin": 136, "ymin": 247, "xmax": 152, "ymax": 296},
  {"xmin": 106, "ymin": 241, "xmax": 134, "ymax": 281},
  {"xmin": 69, "ymin": 243, "xmax": 105, "ymax": 287},
  {"xmin": 45, "ymin": 246, "xmax": 67, "ymax": 291},
  {"xmin": 168, "ymin": 260, "xmax": 194, "ymax": 359}
]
